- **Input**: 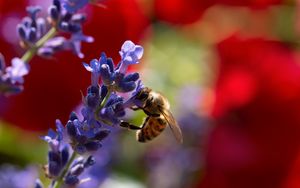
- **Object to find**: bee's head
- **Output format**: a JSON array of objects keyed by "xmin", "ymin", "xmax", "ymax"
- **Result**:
[
  {"xmin": 135, "ymin": 87, "xmax": 151, "ymax": 102},
  {"xmin": 124, "ymin": 87, "xmax": 152, "ymax": 109}
]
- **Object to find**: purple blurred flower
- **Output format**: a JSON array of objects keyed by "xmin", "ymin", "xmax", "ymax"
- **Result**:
[
  {"xmin": 26, "ymin": 6, "xmax": 42, "ymax": 20},
  {"xmin": 0, "ymin": 54, "xmax": 5, "ymax": 73},
  {"xmin": 34, "ymin": 179, "xmax": 44, "ymax": 188},
  {"xmin": 142, "ymin": 86, "xmax": 211, "ymax": 188},
  {"xmin": 3, "ymin": 58, "xmax": 30, "ymax": 84},
  {"xmin": 47, "ymin": 0, "xmax": 95, "ymax": 58},
  {"xmin": 37, "ymin": 37, "xmax": 66, "ymax": 57},
  {"xmin": 0, "ymin": 80, "xmax": 23, "ymax": 95},
  {"xmin": 69, "ymin": 32, "xmax": 94, "ymax": 58},
  {"xmin": 17, "ymin": 0, "xmax": 95, "ymax": 60},
  {"xmin": 17, "ymin": 6, "xmax": 47, "ymax": 46},
  {"xmin": 38, "ymin": 32, "xmax": 94, "ymax": 59},
  {"xmin": 0, "ymin": 165, "xmax": 38, "ymax": 188},
  {"xmin": 0, "ymin": 56, "xmax": 29, "ymax": 95},
  {"xmin": 78, "ymin": 128, "xmax": 120, "ymax": 188},
  {"xmin": 62, "ymin": 0, "xmax": 90, "ymax": 13}
]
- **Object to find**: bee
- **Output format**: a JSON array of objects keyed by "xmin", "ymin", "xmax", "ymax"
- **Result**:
[{"xmin": 120, "ymin": 87, "xmax": 183, "ymax": 143}]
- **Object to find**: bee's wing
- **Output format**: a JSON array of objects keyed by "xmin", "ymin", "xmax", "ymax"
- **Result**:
[{"xmin": 159, "ymin": 107, "xmax": 183, "ymax": 144}]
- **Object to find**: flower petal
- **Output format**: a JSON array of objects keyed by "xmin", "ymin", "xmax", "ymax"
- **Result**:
[{"xmin": 134, "ymin": 46, "xmax": 144, "ymax": 59}]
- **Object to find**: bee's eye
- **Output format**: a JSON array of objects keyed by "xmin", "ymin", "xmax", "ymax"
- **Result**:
[{"xmin": 137, "ymin": 92, "xmax": 148, "ymax": 100}]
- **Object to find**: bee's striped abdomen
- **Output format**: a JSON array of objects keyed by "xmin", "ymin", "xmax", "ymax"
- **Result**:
[{"xmin": 136, "ymin": 116, "xmax": 167, "ymax": 142}]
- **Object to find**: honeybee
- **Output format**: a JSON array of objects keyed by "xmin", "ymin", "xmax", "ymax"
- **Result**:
[{"xmin": 120, "ymin": 87, "xmax": 183, "ymax": 143}]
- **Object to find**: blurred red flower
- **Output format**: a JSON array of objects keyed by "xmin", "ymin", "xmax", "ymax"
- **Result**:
[
  {"xmin": 0, "ymin": 0, "xmax": 150, "ymax": 131},
  {"xmin": 153, "ymin": 0, "xmax": 213, "ymax": 24},
  {"xmin": 212, "ymin": 0, "xmax": 283, "ymax": 8},
  {"xmin": 153, "ymin": 0, "xmax": 283, "ymax": 25},
  {"xmin": 199, "ymin": 35, "xmax": 300, "ymax": 188}
]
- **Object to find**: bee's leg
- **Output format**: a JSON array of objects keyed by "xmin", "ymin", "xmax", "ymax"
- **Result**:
[
  {"xmin": 120, "ymin": 121, "xmax": 141, "ymax": 130},
  {"xmin": 143, "ymin": 110, "xmax": 160, "ymax": 117},
  {"xmin": 141, "ymin": 117, "xmax": 150, "ymax": 128}
]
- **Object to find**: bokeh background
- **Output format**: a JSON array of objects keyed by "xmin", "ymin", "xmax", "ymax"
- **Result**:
[{"xmin": 0, "ymin": 0, "xmax": 300, "ymax": 188}]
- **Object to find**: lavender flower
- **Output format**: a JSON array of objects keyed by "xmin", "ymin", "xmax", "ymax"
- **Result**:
[
  {"xmin": 48, "ymin": 0, "xmax": 87, "ymax": 32},
  {"xmin": 44, "ymin": 0, "xmax": 95, "ymax": 58},
  {"xmin": 73, "ymin": 41, "xmax": 144, "ymax": 150},
  {"xmin": 41, "ymin": 120, "xmax": 70, "ymax": 178},
  {"xmin": 16, "ymin": 0, "xmax": 94, "ymax": 59},
  {"xmin": 83, "ymin": 41, "xmax": 143, "ymax": 93},
  {"xmin": 2, "ymin": 0, "xmax": 97, "ymax": 95},
  {"xmin": 118, "ymin": 40, "xmax": 144, "ymax": 74},
  {"xmin": 3, "ymin": 58, "xmax": 30, "ymax": 84},
  {"xmin": 64, "ymin": 156, "xmax": 95, "ymax": 186},
  {"xmin": 17, "ymin": 6, "xmax": 47, "ymax": 47},
  {"xmin": 40, "ymin": 40, "xmax": 144, "ymax": 187},
  {"xmin": 68, "ymin": 40, "xmax": 143, "ymax": 154},
  {"xmin": 98, "ymin": 93, "xmax": 126, "ymax": 125},
  {"xmin": 83, "ymin": 59, "xmax": 101, "ymax": 86},
  {"xmin": 0, "ymin": 55, "xmax": 29, "ymax": 95},
  {"xmin": 66, "ymin": 112, "xmax": 110, "ymax": 154}
]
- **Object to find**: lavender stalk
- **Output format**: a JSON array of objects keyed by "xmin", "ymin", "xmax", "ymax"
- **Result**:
[{"xmin": 38, "ymin": 40, "xmax": 144, "ymax": 188}]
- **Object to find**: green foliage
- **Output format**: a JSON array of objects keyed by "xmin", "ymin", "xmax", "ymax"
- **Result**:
[{"xmin": 0, "ymin": 121, "xmax": 47, "ymax": 166}]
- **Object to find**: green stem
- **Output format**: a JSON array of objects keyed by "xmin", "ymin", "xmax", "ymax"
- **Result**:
[
  {"xmin": 21, "ymin": 27, "xmax": 57, "ymax": 63},
  {"xmin": 52, "ymin": 152, "xmax": 77, "ymax": 188},
  {"xmin": 95, "ymin": 88, "xmax": 112, "ymax": 116}
]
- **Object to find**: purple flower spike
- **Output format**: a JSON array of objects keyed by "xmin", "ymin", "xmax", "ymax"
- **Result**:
[{"xmin": 38, "ymin": 40, "xmax": 146, "ymax": 186}]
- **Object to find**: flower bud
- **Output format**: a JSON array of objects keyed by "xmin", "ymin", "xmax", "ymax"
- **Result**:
[
  {"xmin": 100, "ymin": 64, "xmax": 113, "ymax": 86},
  {"xmin": 85, "ymin": 141, "xmax": 102, "ymax": 152},
  {"xmin": 65, "ymin": 175, "xmax": 80, "ymax": 186}
]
